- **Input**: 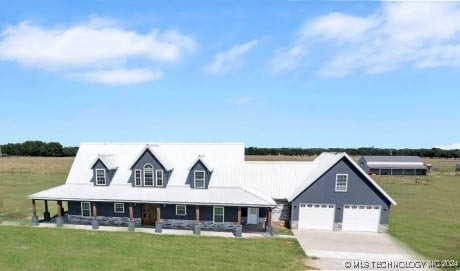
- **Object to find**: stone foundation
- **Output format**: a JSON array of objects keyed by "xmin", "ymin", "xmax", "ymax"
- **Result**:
[
  {"xmin": 162, "ymin": 219, "xmax": 236, "ymax": 231},
  {"xmin": 272, "ymin": 199, "xmax": 290, "ymax": 224},
  {"xmin": 68, "ymin": 215, "xmax": 141, "ymax": 227},
  {"xmin": 67, "ymin": 215, "xmax": 242, "ymax": 231},
  {"xmin": 378, "ymin": 224, "xmax": 389, "ymax": 233}
]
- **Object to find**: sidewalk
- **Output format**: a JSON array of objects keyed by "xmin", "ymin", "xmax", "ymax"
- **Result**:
[{"xmin": 1, "ymin": 221, "xmax": 275, "ymax": 238}]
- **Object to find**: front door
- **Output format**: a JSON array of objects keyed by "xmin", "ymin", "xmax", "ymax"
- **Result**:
[
  {"xmin": 247, "ymin": 207, "xmax": 259, "ymax": 224},
  {"xmin": 141, "ymin": 205, "xmax": 157, "ymax": 225}
]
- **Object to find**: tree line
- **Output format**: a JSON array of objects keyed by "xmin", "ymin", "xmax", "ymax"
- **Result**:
[
  {"xmin": 0, "ymin": 141, "xmax": 78, "ymax": 157},
  {"xmin": 1, "ymin": 141, "xmax": 459, "ymax": 158},
  {"xmin": 245, "ymin": 147, "xmax": 460, "ymax": 158}
]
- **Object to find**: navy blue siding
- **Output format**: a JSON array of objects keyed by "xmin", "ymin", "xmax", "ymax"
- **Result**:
[
  {"xmin": 67, "ymin": 201, "xmax": 252, "ymax": 223},
  {"xmin": 187, "ymin": 160, "xmax": 212, "ymax": 189},
  {"xmin": 291, "ymin": 158, "xmax": 391, "ymax": 224},
  {"xmin": 91, "ymin": 160, "xmax": 115, "ymax": 186},
  {"xmin": 129, "ymin": 149, "xmax": 170, "ymax": 187},
  {"xmin": 68, "ymin": 201, "xmax": 141, "ymax": 217}
]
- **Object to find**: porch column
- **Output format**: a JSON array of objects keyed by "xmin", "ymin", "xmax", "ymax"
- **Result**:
[
  {"xmin": 194, "ymin": 206, "xmax": 201, "ymax": 235},
  {"xmin": 91, "ymin": 202, "xmax": 99, "ymax": 230},
  {"xmin": 265, "ymin": 208, "xmax": 273, "ymax": 236},
  {"xmin": 56, "ymin": 200, "xmax": 63, "ymax": 227},
  {"xmin": 234, "ymin": 207, "xmax": 243, "ymax": 238},
  {"xmin": 155, "ymin": 206, "xmax": 162, "ymax": 233},
  {"xmin": 43, "ymin": 200, "xmax": 50, "ymax": 221},
  {"xmin": 31, "ymin": 199, "xmax": 39, "ymax": 226},
  {"xmin": 237, "ymin": 207, "xmax": 242, "ymax": 226},
  {"xmin": 128, "ymin": 203, "xmax": 135, "ymax": 231}
]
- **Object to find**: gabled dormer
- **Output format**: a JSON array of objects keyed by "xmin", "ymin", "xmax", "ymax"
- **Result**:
[
  {"xmin": 130, "ymin": 145, "xmax": 173, "ymax": 188},
  {"xmin": 188, "ymin": 155, "xmax": 213, "ymax": 189},
  {"xmin": 90, "ymin": 154, "xmax": 118, "ymax": 186}
]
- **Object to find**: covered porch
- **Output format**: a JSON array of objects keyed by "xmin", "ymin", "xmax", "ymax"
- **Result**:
[{"xmin": 29, "ymin": 199, "xmax": 274, "ymax": 237}]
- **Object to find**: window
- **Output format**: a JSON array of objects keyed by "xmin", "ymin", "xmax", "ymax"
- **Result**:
[
  {"xmin": 81, "ymin": 202, "xmax": 91, "ymax": 217},
  {"xmin": 213, "ymin": 206, "xmax": 224, "ymax": 223},
  {"xmin": 335, "ymin": 174, "xmax": 348, "ymax": 192},
  {"xmin": 114, "ymin": 202, "xmax": 124, "ymax": 213},
  {"xmin": 194, "ymin": 170, "xmax": 205, "ymax": 188},
  {"xmin": 144, "ymin": 164, "xmax": 153, "ymax": 186},
  {"xmin": 156, "ymin": 170, "xmax": 164, "ymax": 187},
  {"xmin": 96, "ymin": 169, "xmax": 106, "ymax": 185},
  {"xmin": 134, "ymin": 169, "xmax": 142, "ymax": 186},
  {"xmin": 176, "ymin": 205, "xmax": 186, "ymax": 216}
]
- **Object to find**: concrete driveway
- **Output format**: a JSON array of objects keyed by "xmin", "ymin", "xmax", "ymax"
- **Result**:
[{"xmin": 293, "ymin": 229, "xmax": 425, "ymax": 270}]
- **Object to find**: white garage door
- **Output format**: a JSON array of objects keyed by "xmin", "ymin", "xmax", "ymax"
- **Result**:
[
  {"xmin": 342, "ymin": 205, "xmax": 381, "ymax": 232},
  {"xmin": 298, "ymin": 203, "xmax": 335, "ymax": 230}
]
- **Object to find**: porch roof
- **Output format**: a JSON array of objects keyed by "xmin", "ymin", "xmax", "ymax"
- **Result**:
[{"xmin": 28, "ymin": 184, "xmax": 276, "ymax": 207}]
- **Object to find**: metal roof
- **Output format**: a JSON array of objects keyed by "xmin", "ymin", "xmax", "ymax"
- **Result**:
[
  {"xmin": 362, "ymin": 156, "xmax": 424, "ymax": 163},
  {"xmin": 28, "ymin": 184, "xmax": 276, "ymax": 207},
  {"xmin": 244, "ymin": 161, "xmax": 317, "ymax": 199},
  {"xmin": 29, "ymin": 142, "xmax": 396, "ymax": 206},
  {"xmin": 367, "ymin": 163, "xmax": 427, "ymax": 169}
]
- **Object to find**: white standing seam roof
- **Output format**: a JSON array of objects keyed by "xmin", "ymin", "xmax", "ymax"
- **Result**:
[
  {"xmin": 29, "ymin": 142, "xmax": 396, "ymax": 207},
  {"xmin": 90, "ymin": 154, "xmax": 118, "ymax": 170},
  {"xmin": 243, "ymin": 161, "xmax": 318, "ymax": 199},
  {"xmin": 29, "ymin": 184, "xmax": 275, "ymax": 207},
  {"xmin": 189, "ymin": 155, "xmax": 214, "ymax": 171}
]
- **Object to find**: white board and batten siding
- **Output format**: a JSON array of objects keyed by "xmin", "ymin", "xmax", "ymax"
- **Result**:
[
  {"xmin": 342, "ymin": 204, "xmax": 381, "ymax": 232},
  {"xmin": 298, "ymin": 203, "xmax": 335, "ymax": 230}
]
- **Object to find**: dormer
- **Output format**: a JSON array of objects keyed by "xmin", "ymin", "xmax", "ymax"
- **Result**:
[
  {"xmin": 90, "ymin": 154, "xmax": 118, "ymax": 186},
  {"xmin": 130, "ymin": 145, "xmax": 173, "ymax": 187},
  {"xmin": 188, "ymin": 155, "xmax": 213, "ymax": 189}
]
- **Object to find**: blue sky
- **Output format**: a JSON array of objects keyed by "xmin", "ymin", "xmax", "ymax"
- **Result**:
[{"xmin": 1, "ymin": 0, "xmax": 460, "ymax": 148}]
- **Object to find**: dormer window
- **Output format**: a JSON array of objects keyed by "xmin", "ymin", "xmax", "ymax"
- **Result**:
[
  {"xmin": 156, "ymin": 170, "xmax": 164, "ymax": 187},
  {"xmin": 194, "ymin": 170, "xmax": 205, "ymax": 188},
  {"xmin": 134, "ymin": 169, "xmax": 142, "ymax": 186},
  {"xmin": 96, "ymin": 169, "xmax": 106, "ymax": 185},
  {"xmin": 144, "ymin": 164, "xmax": 154, "ymax": 186}
]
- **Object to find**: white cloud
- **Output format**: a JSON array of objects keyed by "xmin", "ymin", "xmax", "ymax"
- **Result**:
[
  {"xmin": 205, "ymin": 40, "xmax": 258, "ymax": 75},
  {"xmin": 272, "ymin": 2, "xmax": 460, "ymax": 76},
  {"xmin": 231, "ymin": 96, "xmax": 253, "ymax": 105},
  {"xmin": 0, "ymin": 16, "xmax": 195, "ymax": 85},
  {"xmin": 74, "ymin": 68, "xmax": 163, "ymax": 85},
  {"xmin": 435, "ymin": 143, "xmax": 460, "ymax": 150}
]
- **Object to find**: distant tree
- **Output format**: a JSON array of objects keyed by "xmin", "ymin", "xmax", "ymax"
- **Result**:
[{"xmin": 0, "ymin": 141, "xmax": 78, "ymax": 157}]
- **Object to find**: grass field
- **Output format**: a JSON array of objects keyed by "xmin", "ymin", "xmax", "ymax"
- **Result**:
[
  {"xmin": 0, "ymin": 226, "xmax": 305, "ymax": 271},
  {"xmin": 377, "ymin": 175, "xmax": 460, "ymax": 262},
  {"xmin": 0, "ymin": 155, "xmax": 459, "ymax": 267},
  {"xmin": 0, "ymin": 156, "xmax": 73, "ymax": 222}
]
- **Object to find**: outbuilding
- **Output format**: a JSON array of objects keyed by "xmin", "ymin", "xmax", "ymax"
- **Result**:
[{"xmin": 358, "ymin": 156, "xmax": 428, "ymax": 175}]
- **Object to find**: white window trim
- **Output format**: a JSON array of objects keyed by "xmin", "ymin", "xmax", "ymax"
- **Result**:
[
  {"xmin": 95, "ymin": 169, "xmax": 106, "ymax": 185},
  {"xmin": 175, "ymin": 205, "xmax": 186, "ymax": 216},
  {"xmin": 144, "ymin": 164, "xmax": 154, "ymax": 187},
  {"xmin": 134, "ymin": 169, "xmax": 142, "ymax": 186},
  {"xmin": 81, "ymin": 202, "xmax": 91, "ymax": 217},
  {"xmin": 194, "ymin": 170, "xmax": 206, "ymax": 189},
  {"xmin": 335, "ymin": 173, "xmax": 348, "ymax": 192},
  {"xmin": 114, "ymin": 202, "xmax": 125, "ymax": 213},
  {"xmin": 156, "ymin": 169, "xmax": 164, "ymax": 187},
  {"xmin": 213, "ymin": 206, "xmax": 224, "ymax": 223}
]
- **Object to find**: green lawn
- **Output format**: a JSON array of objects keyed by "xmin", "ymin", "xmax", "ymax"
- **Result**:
[
  {"xmin": 377, "ymin": 175, "xmax": 460, "ymax": 262},
  {"xmin": 0, "ymin": 226, "xmax": 306, "ymax": 271},
  {"xmin": 0, "ymin": 156, "xmax": 73, "ymax": 221}
]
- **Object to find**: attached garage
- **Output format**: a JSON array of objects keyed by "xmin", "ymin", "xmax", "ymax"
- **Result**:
[
  {"xmin": 298, "ymin": 203, "xmax": 335, "ymax": 230},
  {"xmin": 342, "ymin": 204, "xmax": 381, "ymax": 232}
]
